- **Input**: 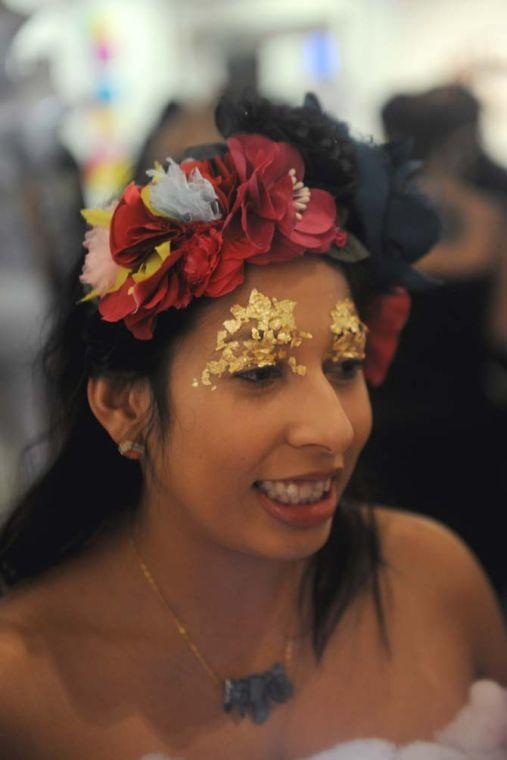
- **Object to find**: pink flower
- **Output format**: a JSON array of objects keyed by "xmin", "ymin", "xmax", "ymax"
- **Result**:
[{"xmin": 80, "ymin": 226, "xmax": 121, "ymax": 296}]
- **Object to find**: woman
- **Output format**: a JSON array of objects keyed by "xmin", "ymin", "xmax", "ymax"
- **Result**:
[{"xmin": 0, "ymin": 95, "xmax": 505, "ymax": 760}]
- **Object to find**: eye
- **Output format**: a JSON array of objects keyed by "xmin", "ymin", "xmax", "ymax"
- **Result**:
[
  {"xmin": 233, "ymin": 364, "xmax": 282, "ymax": 384},
  {"xmin": 325, "ymin": 358, "xmax": 364, "ymax": 383}
]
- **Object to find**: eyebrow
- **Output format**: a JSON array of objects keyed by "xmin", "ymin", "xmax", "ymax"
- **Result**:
[
  {"xmin": 226, "ymin": 325, "xmax": 256, "ymax": 341},
  {"xmin": 211, "ymin": 326, "xmax": 310, "ymax": 359},
  {"xmin": 216, "ymin": 324, "xmax": 272, "ymax": 346}
]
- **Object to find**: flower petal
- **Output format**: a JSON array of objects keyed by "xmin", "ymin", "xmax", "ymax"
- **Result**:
[
  {"xmin": 293, "ymin": 189, "xmax": 337, "ymax": 235},
  {"xmin": 80, "ymin": 226, "xmax": 122, "ymax": 296},
  {"xmin": 99, "ymin": 279, "xmax": 137, "ymax": 322},
  {"xmin": 205, "ymin": 255, "xmax": 245, "ymax": 298},
  {"xmin": 81, "ymin": 206, "xmax": 114, "ymax": 228},
  {"xmin": 131, "ymin": 242, "xmax": 171, "ymax": 284},
  {"xmin": 364, "ymin": 288, "xmax": 411, "ymax": 386}
]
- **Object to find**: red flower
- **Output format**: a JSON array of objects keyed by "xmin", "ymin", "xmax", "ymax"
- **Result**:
[
  {"xmin": 182, "ymin": 154, "xmax": 237, "ymax": 215},
  {"xmin": 123, "ymin": 268, "xmax": 192, "ymax": 340},
  {"xmin": 220, "ymin": 135, "xmax": 302, "ymax": 260},
  {"xmin": 98, "ymin": 256, "xmax": 191, "ymax": 341},
  {"xmin": 205, "ymin": 134, "xmax": 342, "ymax": 292},
  {"xmin": 182, "ymin": 227, "xmax": 222, "ymax": 297},
  {"xmin": 84, "ymin": 133, "xmax": 347, "ymax": 340},
  {"xmin": 364, "ymin": 288, "xmax": 411, "ymax": 386},
  {"xmin": 109, "ymin": 182, "xmax": 184, "ymax": 268},
  {"xmin": 203, "ymin": 255, "xmax": 245, "ymax": 299},
  {"xmin": 99, "ymin": 225, "xmax": 223, "ymax": 340}
]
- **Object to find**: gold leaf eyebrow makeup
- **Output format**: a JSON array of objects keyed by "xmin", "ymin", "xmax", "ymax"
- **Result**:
[
  {"xmin": 193, "ymin": 292, "xmax": 368, "ymax": 391},
  {"xmin": 326, "ymin": 298, "xmax": 368, "ymax": 363},
  {"xmin": 193, "ymin": 288, "xmax": 313, "ymax": 390}
]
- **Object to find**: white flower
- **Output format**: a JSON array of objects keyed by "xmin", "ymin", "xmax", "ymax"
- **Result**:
[{"xmin": 147, "ymin": 159, "xmax": 221, "ymax": 223}]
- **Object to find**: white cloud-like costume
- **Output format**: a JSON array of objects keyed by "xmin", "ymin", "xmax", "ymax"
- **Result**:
[{"xmin": 139, "ymin": 680, "xmax": 507, "ymax": 760}]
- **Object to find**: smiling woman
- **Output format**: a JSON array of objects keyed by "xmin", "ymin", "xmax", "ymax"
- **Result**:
[
  {"xmin": 0, "ymin": 94, "xmax": 505, "ymax": 760},
  {"xmin": 128, "ymin": 259, "xmax": 372, "ymax": 563}
]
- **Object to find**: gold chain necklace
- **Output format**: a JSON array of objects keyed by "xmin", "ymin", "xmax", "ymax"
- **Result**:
[{"xmin": 129, "ymin": 536, "xmax": 296, "ymax": 724}]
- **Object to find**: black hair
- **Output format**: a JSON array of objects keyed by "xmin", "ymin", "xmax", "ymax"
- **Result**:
[
  {"xmin": 0, "ymin": 95, "xmax": 390, "ymax": 663},
  {"xmin": 214, "ymin": 91, "xmax": 357, "ymax": 204}
]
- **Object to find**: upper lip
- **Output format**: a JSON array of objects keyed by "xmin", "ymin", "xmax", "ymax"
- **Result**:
[{"xmin": 257, "ymin": 469, "xmax": 343, "ymax": 483}]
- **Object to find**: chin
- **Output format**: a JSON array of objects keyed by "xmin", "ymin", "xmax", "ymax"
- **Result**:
[{"xmin": 248, "ymin": 521, "xmax": 334, "ymax": 562}]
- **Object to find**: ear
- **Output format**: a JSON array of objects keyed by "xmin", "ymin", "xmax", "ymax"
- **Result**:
[{"xmin": 87, "ymin": 376, "xmax": 151, "ymax": 446}]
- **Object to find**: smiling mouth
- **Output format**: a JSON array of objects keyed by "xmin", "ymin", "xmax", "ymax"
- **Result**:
[
  {"xmin": 254, "ymin": 478, "xmax": 339, "ymax": 528},
  {"xmin": 254, "ymin": 477, "xmax": 334, "ymax": 506}
]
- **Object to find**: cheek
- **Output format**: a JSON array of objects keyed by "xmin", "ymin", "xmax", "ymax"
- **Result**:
[
  {"xmin": 348, "ymin": 381, "xmax": 373, "ymax": 454},
  {"xmin": 164, "ymin": 390, "xmax": 263, "ymax": 488}
]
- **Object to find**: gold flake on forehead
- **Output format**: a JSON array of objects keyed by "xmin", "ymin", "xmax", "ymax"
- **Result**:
[
  {"xmin": 326, "ymin": 298, "xmax": 368, "ymax": 362},
  {"xmin": 194, "ymin": 288, "xmax": 313, "ymax": 390}
]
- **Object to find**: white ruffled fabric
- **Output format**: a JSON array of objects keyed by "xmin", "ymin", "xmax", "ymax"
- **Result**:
[
  {"xmin": 305, "ymin": 681, "xmax": 507, "ymax": 760},
  {"xmin": 147, "ymin": 160, "xmax": 221, "ymax": 223},
  {"xmin": 139, "ymin": 680, "xmax": 507, "ymax": 760}
]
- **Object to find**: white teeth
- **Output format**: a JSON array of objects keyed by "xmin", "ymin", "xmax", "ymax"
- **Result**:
[
  {"xmin": 286, "ymin": 484, "xmax": 299, "ymax": 504},
  {"xmin": 257, "ymin": 478, "xmax": 332, "ymax": 505},
  {"xmin": 299, "ymin": 483, "xmax": 314, "ymax": 500}
]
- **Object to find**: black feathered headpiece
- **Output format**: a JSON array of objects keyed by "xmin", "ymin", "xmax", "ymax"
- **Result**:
[{"xmin": 211, "ymin": 92, "xmax": 441, "ymax": 292}]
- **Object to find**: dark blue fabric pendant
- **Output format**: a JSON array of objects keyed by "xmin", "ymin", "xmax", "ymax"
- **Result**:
[{"xmin": 223, "ymin": 661, "xmax": 294, "ymax": 724}]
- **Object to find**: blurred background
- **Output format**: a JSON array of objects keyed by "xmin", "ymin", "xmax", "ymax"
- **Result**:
[{"xmin": 0, "ymin": 0, "xmax": 506, "ymax": 604}]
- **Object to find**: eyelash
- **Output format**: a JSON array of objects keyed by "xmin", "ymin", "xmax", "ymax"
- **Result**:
[
  {"xmin": 233, "ymin": 359, "xmax": 364, "ymax": 385},
  {"xmin": 327, "ymin": 358, "xmax": 365, "ymax": 382},
  {"xmin": 234, "ymin": 364, "xmax": 283, "ymax": 384}
]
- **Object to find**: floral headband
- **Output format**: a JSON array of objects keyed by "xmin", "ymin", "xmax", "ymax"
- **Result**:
[
  {"xmin": 80, "ymin": 133, "xmax": 348, "ymax": 341},
  {"xmin": 80, "ymin": 101, "xmax": 440, "ymax": 386}
]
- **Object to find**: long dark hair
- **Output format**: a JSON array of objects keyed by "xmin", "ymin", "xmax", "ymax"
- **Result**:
[{"xmin": 0, "ymin": 97, "xmax": 390, "ymax": 663}]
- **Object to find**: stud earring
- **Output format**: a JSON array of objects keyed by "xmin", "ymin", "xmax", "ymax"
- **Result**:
[{"xmin": 118, "ymin": 440, "xmax": 145, "ymax": 460}]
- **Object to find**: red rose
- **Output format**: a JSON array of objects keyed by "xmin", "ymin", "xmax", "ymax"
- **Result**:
[
  {"xmin": 182, "ymin": 227, "xmax": 222, "ymax": 297},
  {"xmin": 99, "ymin": 226, "xmax": 223, "ymax": 339},
  {"xmin": 109, "ymin": 182, "xmax": 185, "ymax": 268}
]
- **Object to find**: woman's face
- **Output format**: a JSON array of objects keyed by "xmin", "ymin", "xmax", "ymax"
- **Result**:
[{"xmin": 148, "ymin": 256, "xmax": 372, "ymax": 561}]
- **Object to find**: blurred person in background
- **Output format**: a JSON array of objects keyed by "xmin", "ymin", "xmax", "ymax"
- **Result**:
[
  {"xmin": 0, "ymin": 3, "xmax": 84, "ymax": 512},
  {"xmin": 361, "ymin": 84, "xmax": 507, "ymax": 605}
]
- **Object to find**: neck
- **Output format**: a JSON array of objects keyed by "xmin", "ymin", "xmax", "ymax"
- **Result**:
[{"xmin": 121, "ymin": 497, "xmax": 312, "ymax": 676}]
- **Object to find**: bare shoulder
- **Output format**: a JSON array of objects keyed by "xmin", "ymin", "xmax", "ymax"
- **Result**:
[
  {"xmin": 372, "ymin": 505, "xmax": 507, "ymax": 685},
  {"xmin": 0, "ymin": 590, "xmax": 51, "ymax": 753}
]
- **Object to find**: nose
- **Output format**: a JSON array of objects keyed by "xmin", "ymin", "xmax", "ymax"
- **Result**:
[{"xmin": 284, "ymin": 373, "xmax": 355, "ymax": 456}]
